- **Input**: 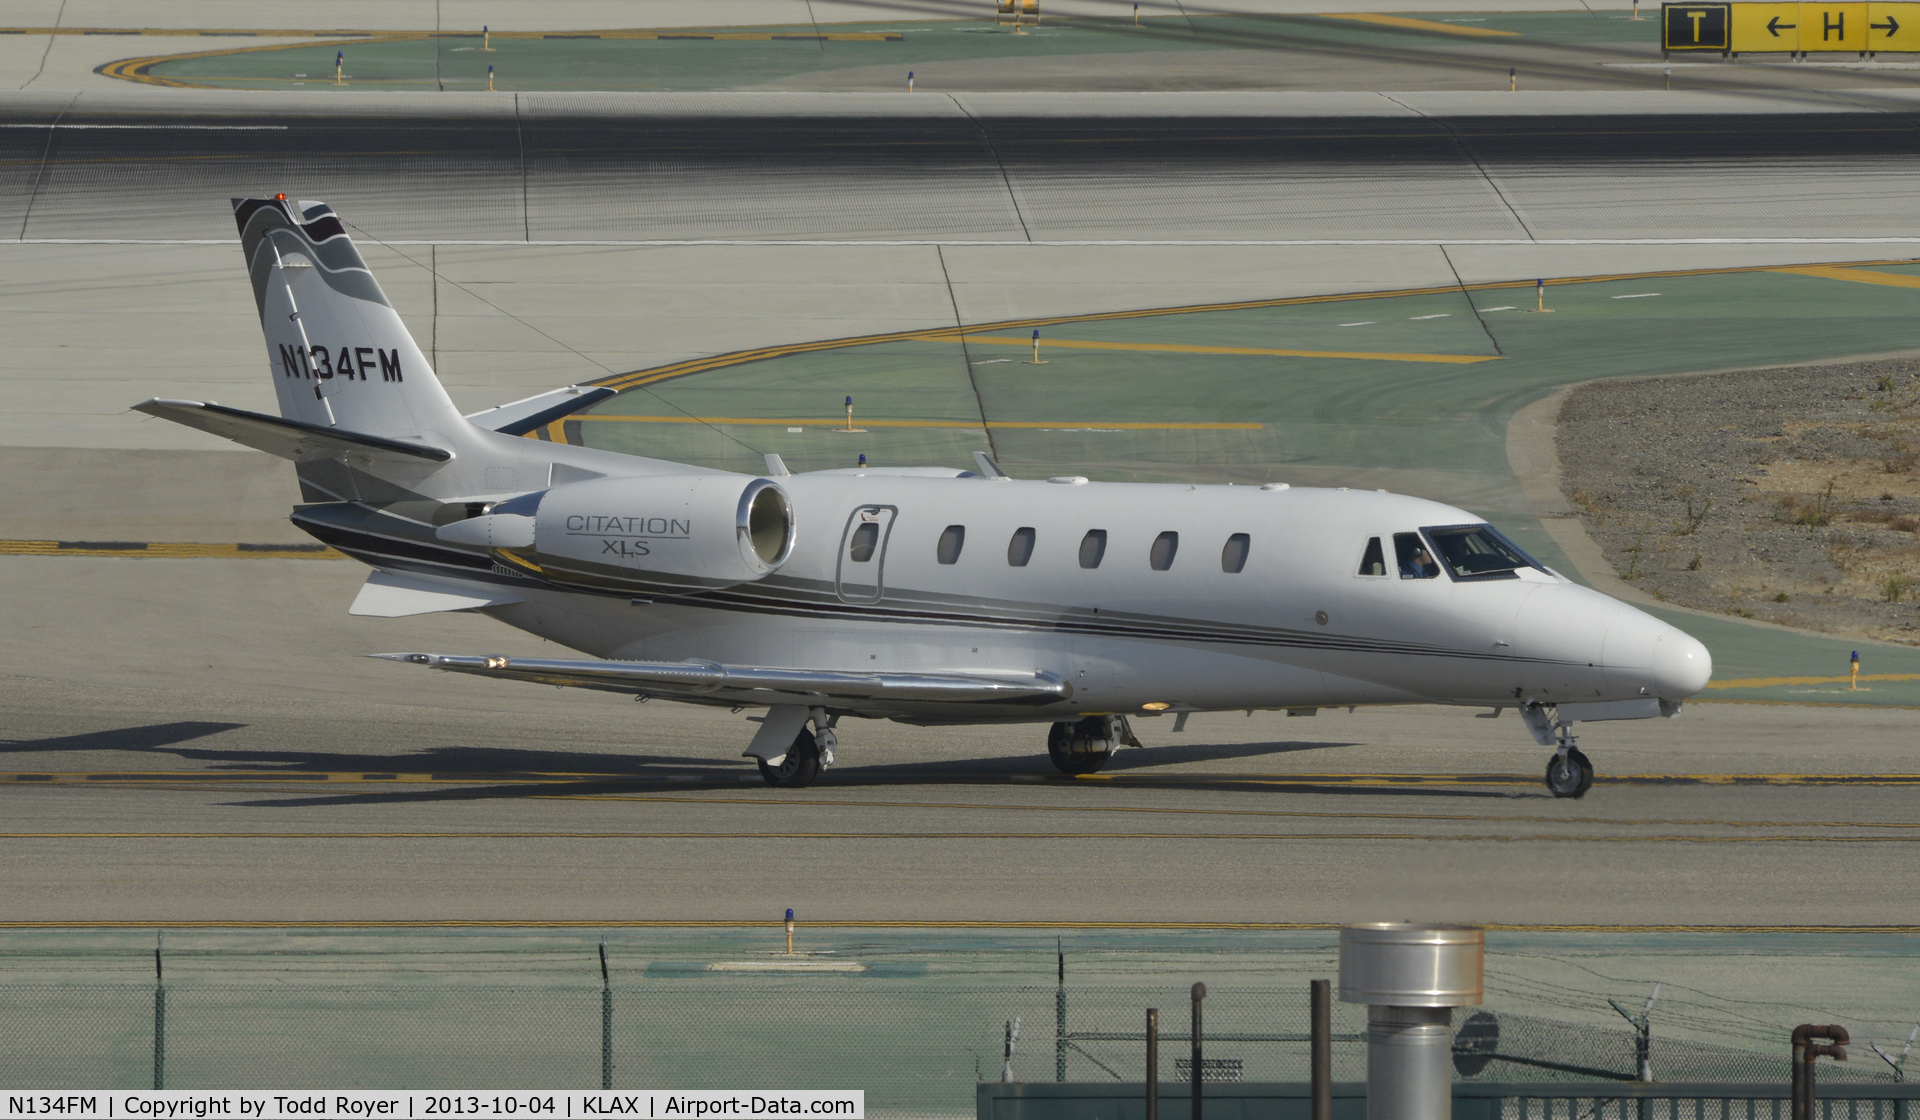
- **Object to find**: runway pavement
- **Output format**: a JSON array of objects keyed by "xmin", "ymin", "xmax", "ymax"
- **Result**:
[{"xmin": 4, "ymin": 92, "xmax": 1919, "ymax": 928}]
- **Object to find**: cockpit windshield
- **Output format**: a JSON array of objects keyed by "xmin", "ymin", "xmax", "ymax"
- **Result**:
[{"xmin": 1422, "ymin": 524, "xmax": 1544, "ymax": 580}]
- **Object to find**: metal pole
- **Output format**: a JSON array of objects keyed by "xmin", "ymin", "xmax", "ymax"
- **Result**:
[
  {"xmin": 153, "ymin": 932, "xmax": 165, "ymax": 1090},
  {"xmin": 1367, "ymin": 1006, "xmax": 1453, "ymax": 1120},
  {"xmin": 1056, "ymin": 939, "xmax": 1067, "ymax": 1082},
  {"xmin": 600, "ymin": 939, "xmax": 613, "ymax": 1090},
  {"xmin": 1146, "ymin": 1009, "xmax": 1159, "ymax": 1120},
  {"xmin": 1191, "ymin": 982, "xmax": 1206, "ymax": 1120},
  {"xmin": 1793, "ymin": 1032, "xmax": 1807, "ymax": 1120},
  {"xmin": 1311, "ymin": 980, "xmax": 1332, "ymax": 1120}
]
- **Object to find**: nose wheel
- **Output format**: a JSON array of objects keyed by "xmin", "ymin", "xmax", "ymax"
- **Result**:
[{"xmin": 1545, "ymin": 746, "xmax": 1593, "ymax": 798}]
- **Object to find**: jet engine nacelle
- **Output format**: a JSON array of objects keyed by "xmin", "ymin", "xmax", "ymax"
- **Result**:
[{"xmin": 441, "ymin": 473, "xmax": 794, "ymax": 593}]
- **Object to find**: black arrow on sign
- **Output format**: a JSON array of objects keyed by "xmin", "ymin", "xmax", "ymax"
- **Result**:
[
  {"xmin": 1873, "ymin": 13, "xmax": 1900, "ymax": 34},
  {"xmin": 1768, "ymin": 15, "xmax": 1797, "ymax": 34}
]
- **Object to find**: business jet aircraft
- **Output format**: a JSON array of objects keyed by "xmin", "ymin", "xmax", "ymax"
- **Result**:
[{"xmin": 135, "ymin": 197, "xmax": 1712, "ymax": 798}]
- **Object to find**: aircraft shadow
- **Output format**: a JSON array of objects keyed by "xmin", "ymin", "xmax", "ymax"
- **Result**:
[
  {"xmin": 2, "ymin": 721, "xmax": 1526, "ymax": 807},
  {"xmin": 1, "ymin": 720, "xmax": 720, "ymax": 773}
]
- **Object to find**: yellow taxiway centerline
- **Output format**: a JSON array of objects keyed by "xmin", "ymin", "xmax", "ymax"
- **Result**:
[
  {"xmin": 1707, "ymin": 673, "xmax": 1920, "ymax": 688},
  {"xmin": 1318, "ymin": 13, "xmax": 1522, "ymax": 36},
  {"xmin": 572, "ymin": 415, "xmax": 1262, "ymax": 430},
  {"xmin": 961, "ymin": 335, "xmax": 1500, "ymax": 363},
  {"xmin": 0, "ymin": 832, "xmax": 1911, "ymax": 844}
]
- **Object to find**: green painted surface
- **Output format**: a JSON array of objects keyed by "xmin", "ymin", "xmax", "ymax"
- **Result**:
[
  {"xmin": 135, "ymin": 13, "xmax": 1653, "ymax": 92},
  {"xmin": 570, "ymin": 265, "xmax": 1920, "ymax": 705}
]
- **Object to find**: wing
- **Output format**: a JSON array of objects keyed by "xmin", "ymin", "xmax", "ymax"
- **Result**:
[{"xmin": 374, "ymin": 652, "xmax": 1072, "ymax": 708}]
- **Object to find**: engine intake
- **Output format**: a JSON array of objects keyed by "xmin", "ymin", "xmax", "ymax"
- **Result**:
[{"xmin": 444, "ymin": 473, "xmax": 793, "ymax": 594}]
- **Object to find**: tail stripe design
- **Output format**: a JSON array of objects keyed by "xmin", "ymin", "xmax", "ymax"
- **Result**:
[{"xmin": 235, "ymin": 197, "xmax": 387, "ymax": 318}]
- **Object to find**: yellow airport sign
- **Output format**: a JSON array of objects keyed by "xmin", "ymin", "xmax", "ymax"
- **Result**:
[
  {"xmin": 1729, "ymin": 2, "xmax": 1800, "ymax": 50},
  {"xmin": 1665, "ymin": 2, "xmax": 1731, "ymax": 48},
  {"xmin": 1866, "ymin": 1, "xmax": 1920, "ymax": 48},
  {"xmin": 1800, "ymin": 2, "xmax": 1868, "ymax": 48},
  {"xmin": 1674, "ymin": 0, "xmax": 1920, "ymax": 50}
]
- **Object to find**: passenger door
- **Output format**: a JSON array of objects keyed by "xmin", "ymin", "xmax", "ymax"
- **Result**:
[{"xmin": 836, "ymin": 505, "xmax": 898, "ymax": 604}]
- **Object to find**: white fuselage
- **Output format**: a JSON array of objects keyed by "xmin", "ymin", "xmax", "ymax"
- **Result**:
[{"xmin": 477, "ymin": 468, "xmax": 1712, "ymax": 722}]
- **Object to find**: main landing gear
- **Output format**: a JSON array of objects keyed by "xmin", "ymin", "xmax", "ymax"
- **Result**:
[
  {"xmin": 1047, "ymin": 715, "xmax": 1126, "ymax": 775},
  {"xmin": 755, "ymin": 712, "xmax": 838, "ymax": 789}
]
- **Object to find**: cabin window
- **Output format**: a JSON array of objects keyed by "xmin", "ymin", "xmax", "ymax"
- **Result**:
[
  {"xmin": 848, "ymin": 521, "xmax": 880, "ymax": 564},
  {"xmin": 1007, "ymin": 526, "xmax": 1036, "ymax": 567},
  {"xmin": 1394, "ymin": 532, "xmax": 1438, "ymax": 580},
  {"xmin": 1150, "ymin": 531, "xmax": 1178, "ymax": 571},
  {"xmin": 936, "ymin": 525, "xmax": 966, "ymax": 565},
  {"xmin": 1357, "ymin": 536, "xmax": 1386, "ymax": 577},
  {"xmin": 1221, "ymin": 533, "xmax": 1250, "ymax": 574},
  {"xmin": 1079, "ymin": 529, "xmax": 1107, "ymax": 569}
]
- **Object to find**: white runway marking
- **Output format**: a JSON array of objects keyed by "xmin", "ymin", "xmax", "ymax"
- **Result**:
[
  {"xmin": 1410, "ymin": 313, "xmax": 1451, "ymax": 320},
  {"xmin": 1612, "ymin": 292, "xmax": 1662, "ymax": 299},
  {"xmin": 1480, "ymin": 306, "xmax": 1517, "ymax": 312},
  {"xmin": 1338, "ymin": 322, "xmax": 1375, "ymax": 327}
]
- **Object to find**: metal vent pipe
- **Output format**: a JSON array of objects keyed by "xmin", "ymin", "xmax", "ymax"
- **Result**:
[{"xmin": 1339, "ymin": 924, "xmax": 1485, "ymax": 1120}]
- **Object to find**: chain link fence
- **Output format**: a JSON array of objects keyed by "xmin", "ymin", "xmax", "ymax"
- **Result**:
[{"xmin": 0, "ymin": 979, "xmax": 1902, "ymax": 1107}]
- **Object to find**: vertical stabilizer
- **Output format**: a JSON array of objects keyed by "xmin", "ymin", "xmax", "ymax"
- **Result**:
[{"xmin": 234, "ymin": 197, "xmax": 463, "ymax": 441}]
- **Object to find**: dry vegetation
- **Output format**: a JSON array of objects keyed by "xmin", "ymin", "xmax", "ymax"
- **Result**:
[{"xmin": 1557, "ymin": 359, "xmax": 1920, "ymax": 644}]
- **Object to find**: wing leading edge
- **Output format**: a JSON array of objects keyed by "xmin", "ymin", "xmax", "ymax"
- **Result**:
[{"xmin": 375, "ymin": 653, "xmax": 1072, "ymax": 708}]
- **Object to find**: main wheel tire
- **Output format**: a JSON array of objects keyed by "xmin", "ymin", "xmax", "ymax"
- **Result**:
[
  {"xmin": 758, "ymin": 728, "xmax": 822, "ymax": 788},
  {"xmin": 1047, "ymin": 718, "xmax": 1115, "ymax": 775},
  {"xmin": 1545, "ymin": 748, "xmax": 1594, "ymax": 799}
]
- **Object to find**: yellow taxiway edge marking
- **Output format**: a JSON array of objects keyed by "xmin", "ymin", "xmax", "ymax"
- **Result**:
[
  {"xmin": 1771, "ymin": 265, "xmax": 1920, "ymax": 290},
  {"xmin": 97, "ymin": 36, "xmax": 402, "ymax": 89},
  {"xmin": 573, "ymin": 415, "xmax": 1263, "ymax": 431},
  {"xmin": 0, "ymin": 540, "xmax": 344, "ymax": 560},
  {"xmin": 0, "ymin": 919, "xmax": 1915, "ymax": 932},
  {"xmin": 1318, "ymin": 12, "xmax": 1522, "ymax": 36},
  {"xmin": 962, "ymin": 335, "xmax": 1501, "ymax": 364},
  {"xmin": 1708, "ymin": 672, "xmax": 1920, "ymax": 689}
]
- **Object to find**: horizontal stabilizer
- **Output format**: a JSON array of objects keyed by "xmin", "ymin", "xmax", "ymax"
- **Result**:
[
  {"xmin": 133, "ymin": 399, "xmax": 451, "ymax": 463},
  {"xmin": 349, "ymin": 570, "xmax": 525, "ymax": 618},
  {"xmin": 375, "ymin": 652, "xmax": 1071, "ymax": 707},
  {"xmin": 464, "ymin": 385, "xmax": 616, "ymax": 436}
]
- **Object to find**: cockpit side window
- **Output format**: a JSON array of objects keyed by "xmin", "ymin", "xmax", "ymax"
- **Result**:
[
  {"xmin": 1394, "ymin": 532, "xmax": 1439, "ymax": 580},
  {"xmin": 1423, "ymin": 523, "xmax": 1542, "ymax": 581},
  {"xmin": 1357, "ymin": 537, "xmax": 1386, "ymax": 577}
]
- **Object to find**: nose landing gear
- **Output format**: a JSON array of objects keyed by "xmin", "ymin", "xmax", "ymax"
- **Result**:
[
  {"xmin": 1522, "ymin": 703, "xmax": 1595, "ymax": 798},
  {"xmin": 1546, "ymin": 744, "xmax": 1593, "ymax": 798}
]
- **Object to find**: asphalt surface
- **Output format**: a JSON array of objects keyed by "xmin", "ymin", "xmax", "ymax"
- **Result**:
[
  {"xmin": 13, "ymin": 93, "xmax": 1920, "ymax": 241},
  {"xmin": 4, "ymin": 555, "xmax": 1920, "ymax": 926},
  {"xmin": 5, "ymin": 94, "xmax": 1920, "ymax": 928}
]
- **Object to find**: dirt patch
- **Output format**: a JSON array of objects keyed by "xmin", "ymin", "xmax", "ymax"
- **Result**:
[{"xmin": 1556, "ymin": 359, "xmax": 1920, "ymax": 644}]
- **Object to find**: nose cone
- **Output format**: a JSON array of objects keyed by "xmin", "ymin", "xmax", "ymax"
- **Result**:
[{"xmin": 1649, "ymin": 627, "xmax": 1713, "ymax": 699}]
